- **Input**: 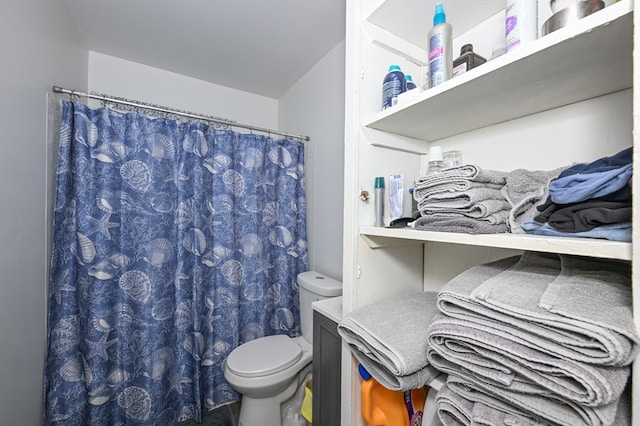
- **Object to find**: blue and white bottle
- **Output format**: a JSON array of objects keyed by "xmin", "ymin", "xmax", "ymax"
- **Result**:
[{"xmin": 382, "ymin": 65, "xmax": 406, "ymax": 110}]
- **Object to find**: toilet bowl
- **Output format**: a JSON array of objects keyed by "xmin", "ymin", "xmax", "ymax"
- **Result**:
[{"xmin": 224, "ymin": 271, "xmax": 342, "ymax": 426}]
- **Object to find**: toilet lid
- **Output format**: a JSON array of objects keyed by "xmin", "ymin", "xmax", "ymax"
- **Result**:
[{"xmin": 226, "ymin": 335, "xmax": 302, "ymax": 378}]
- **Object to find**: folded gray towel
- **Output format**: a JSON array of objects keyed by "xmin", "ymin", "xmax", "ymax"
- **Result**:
[
  {"xmin": 414, "ymin": 180, "xmax": 505, "ymax": 202},
  {"xmin": 337, "ymin": 291, "xmax": 441, "ymax": 391},
  {"xmin": 501, "ymin": 167, "xmax": 567, "ymax": 233},
  {"xmin": 435, "ymin": 384, "xmax": 473, "ymax": 426},
  {"xmin": 438, "ymin": 252, "xmax": 639, "ymax": 366},
  {"xmin": 418, "ymin": 186, "xmax": 505, "ymax": 209},
  {"xmin": 419, "ymin": 198, "xmax": 511, "ymax": 219},
  {"xmin": 427, "ymin": 313, "xmax": 630, "ymax": 406},
  {"xmin": 420, "ymin": 207, "xmax": 510, "ymax": 224},
  {"xmin": 538, "ymin": 255, "xmax": 638, "ymax": 363},
  {"xmin": 412, "ymin": 214, "xmax": 509, "ymax": 234},
  {"xmin": 413, "ymin": 165, "xmax": 507, "ymax": 205},
  {"xmin": 415, "ymin": 164, "xmax": 507, "ymax": 189},
  {"xmin": 445, "ymin": 372, "xmax": 621, "ymax": 426},
  {"xmin": 473, "ymin": 402, "xmax": 543, "ymax": 426},
  {"xmin": 350, "ymin": 349, "xmax": 441, "ymax": 391}
]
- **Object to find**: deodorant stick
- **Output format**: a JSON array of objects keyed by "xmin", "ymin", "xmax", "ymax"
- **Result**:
[{"xmin": 374, "ymin": 177, "xmax": 385, "ymax": 227}]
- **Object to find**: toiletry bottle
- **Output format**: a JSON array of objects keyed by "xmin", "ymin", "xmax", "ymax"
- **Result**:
[
  {"xmin": 427, "ymin": 146, "xmax": 445, "ymax": 174},
  {"xmin": 382, "ymin": 65, "xmax": 406, "ymax": 110},
  {"xmin": 505, "ymin": 0, "xmax": 538, "ymax": 53},
  {"xmin": 428, "ymin": 3, "xmax": 453, "ymax": 88},
  {"xmin": 452, "ymin": 44, "xmax": 487, "ymax": 77},
  {"xmin": 374, "ymin": 177, "xmax": 385, "ymax": 227},
  {"xmin": 405, "ymin": 74, "xmax": 417, "ymax": 90}
]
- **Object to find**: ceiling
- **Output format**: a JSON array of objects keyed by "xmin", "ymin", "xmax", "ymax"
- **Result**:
[{"xmin": 63, "ymin": 0, "xmax": 346, "ymax": 99}]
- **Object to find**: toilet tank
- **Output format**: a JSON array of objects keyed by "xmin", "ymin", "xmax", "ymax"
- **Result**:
[{"xmin": 297, "ymin": 271, "xmax": 342, "ymax": 342}]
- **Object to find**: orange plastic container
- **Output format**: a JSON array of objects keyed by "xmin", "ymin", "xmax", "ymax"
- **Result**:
[{"xmin": 359, "ymin": 364, "xmax": 427, "ymax": 426}]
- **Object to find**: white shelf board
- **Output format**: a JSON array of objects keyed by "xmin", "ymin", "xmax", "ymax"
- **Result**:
[
  {"xmin": 360, "ymin": 226, "xmax": 632, "ymax": 261},
  {"xmin": 364, "ymin": 1, "xmax": 633, "ymax": 142}
]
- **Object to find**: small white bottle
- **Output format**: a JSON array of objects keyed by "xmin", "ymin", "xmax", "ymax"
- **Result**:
[
  {"xmin": 427, "ymin": 146, "xmax": 445, "ymax": 174},
  {"xmin": 428, "ymin": 3, "xmax": 453, "ymax": 88}
]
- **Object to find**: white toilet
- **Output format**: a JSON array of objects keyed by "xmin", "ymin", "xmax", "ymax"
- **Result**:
[{"xmin": 224, "ymin": 271, "xmax": 342, "ymax": 426}]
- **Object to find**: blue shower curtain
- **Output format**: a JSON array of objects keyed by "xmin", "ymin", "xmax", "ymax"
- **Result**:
[{"xmin": 44, "ymin": 100, "xmax": 308, "ymax": 425}]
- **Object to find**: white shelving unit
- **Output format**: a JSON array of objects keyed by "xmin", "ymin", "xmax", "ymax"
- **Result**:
[
  {"xmin": 366, "ymin": 3, "xmax": 632, "ymax": 142},
  {"xmin": 340, "ymin": 0, "xmax": 638, "ymax": 425}
]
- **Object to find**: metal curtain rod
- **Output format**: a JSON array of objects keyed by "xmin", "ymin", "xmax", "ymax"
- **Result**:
[{"xmin": 52, "ymin": 86, "xmax": 310, "ymax": 142}]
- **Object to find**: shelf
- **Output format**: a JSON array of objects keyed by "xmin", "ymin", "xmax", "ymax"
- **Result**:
[
  {"xmin": 364, "ymin": 1, "xmax": 633, "ymax": 142},
  {"xmin": 360, "ymin": 226, "xmax": 632, "ymax": 261}
]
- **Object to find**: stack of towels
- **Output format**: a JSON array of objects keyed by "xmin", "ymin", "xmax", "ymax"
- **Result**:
[
  {"xmin": 427, "ymin": 251, "xmax": 638, "ymax": 426},
  {"xmin": 412, "ymin": 164, "xmax": 566, "ymax": 235},
  {"xmin": 522, "ymin": 147, "xmax": 633, "ymax": 242},
  {"xmin": 336, "ymin": 291, "xmax": 442, "ymax": 391}
]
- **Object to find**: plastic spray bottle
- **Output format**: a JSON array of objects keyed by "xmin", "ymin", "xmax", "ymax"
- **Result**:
[{"xmin": 428, "ymin": 3, "xmax": 453, "ymax": 88}]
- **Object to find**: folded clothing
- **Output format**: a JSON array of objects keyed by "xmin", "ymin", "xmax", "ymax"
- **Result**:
[
  {"xmin": 535, "ymin": 199, "xmax": 632, "ymax": 233},
  {"xmin": 336, "ymin": 291, "xmax": 441, "ymax": 391},
  {"xmin": 549, "ymin": 147, "xmax": 633, "ymax": 204},
  {"xmin": 556, "ymin": 147, "xmax": 632, "ymax": 177},
  {"xmin": 521, "ymin": 220, "xmax": 632, "ymax": 242}
]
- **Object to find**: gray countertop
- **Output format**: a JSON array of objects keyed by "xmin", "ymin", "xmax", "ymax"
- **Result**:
[{"xmin": 312, "ymin": 296, "xmax": 343, "ymax": 324}]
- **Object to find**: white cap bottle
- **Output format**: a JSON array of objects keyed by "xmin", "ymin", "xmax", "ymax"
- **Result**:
[{"xmin": 427, "ymin": 146, "xmax": 444, "ymax": 174}]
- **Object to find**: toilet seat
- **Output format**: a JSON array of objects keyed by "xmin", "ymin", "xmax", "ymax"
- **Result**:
[{"xmin": 226, "ymin": 335, "xmax": 302, "ymax": 378}]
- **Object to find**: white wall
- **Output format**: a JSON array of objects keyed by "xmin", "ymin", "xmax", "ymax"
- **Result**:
[
  {"xmin": 89, "ymin": 52, "xmax": 278, "ymax": 129},
  {"xmin": 279, "ymin": 41, "xmax": 346, "ymax": 281},
  {"xmin": 0, "ymin": 1, "xmax": 88, "ymax": 424}
]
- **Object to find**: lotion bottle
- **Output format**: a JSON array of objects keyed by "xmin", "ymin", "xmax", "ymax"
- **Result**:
[
  {"xmin": 505, "ymin": 0, "xmax": 538, "ymax": 53},
  {"xmin": 382, "ymin": 65, "xmax": 406, "ymax": 110},
  {"xmin": 428, "ymin": 3, "xmax": 453, "ymax": 88}
]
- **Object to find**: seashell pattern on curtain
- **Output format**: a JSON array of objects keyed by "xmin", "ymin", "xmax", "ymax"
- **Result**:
[{"xmin": 44, "ymin": 100, "xmax": 308, "ymax": 425}]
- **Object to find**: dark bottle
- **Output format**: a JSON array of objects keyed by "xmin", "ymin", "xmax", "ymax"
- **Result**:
[
  {"xmin": 452, "ymin": 44, "xmax": 487, "ymax": 77},
  {"xmin": 405, "ymin": 74, "xmax": 417, "ymax": 90}
]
